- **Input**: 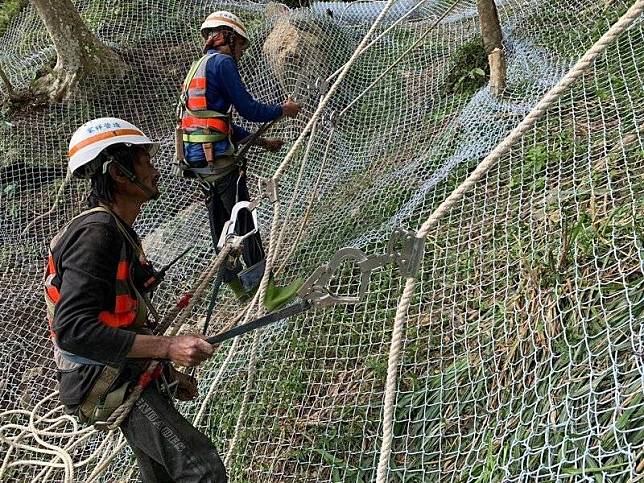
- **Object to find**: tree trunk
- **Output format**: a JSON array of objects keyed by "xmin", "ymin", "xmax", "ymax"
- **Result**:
[
  {"xmin": 476, "ymin": 0, "xmax": 506, "ymax": 97},
  {"xmin": 476, "ymin": 0, "xmax": 503, "ymax": 54},
  {"xmin": 29, "ymin": 0, "xmax": 124, "ymax": 102}
]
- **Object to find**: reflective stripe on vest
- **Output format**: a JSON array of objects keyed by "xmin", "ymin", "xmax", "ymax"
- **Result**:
[
  {"xmin": 45, "ymin": 241, "xmax": 138, "ymax": 330},
  {"xmin": 181, "ymin": 116, "xmax": 229, "ymax": 133},
  {"xmin": 183, "ymin": 55, "xmax": 218, "ymax": 114}
]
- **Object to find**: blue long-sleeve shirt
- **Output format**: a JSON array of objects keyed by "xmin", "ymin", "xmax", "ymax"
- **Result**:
[{"xmin": 184, "ymin": 50, "xmax": 283, "ymax": 163}]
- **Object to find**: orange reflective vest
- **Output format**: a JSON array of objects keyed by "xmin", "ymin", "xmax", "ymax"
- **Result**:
[
  {"xmin": 45, "ymin": 247, "xmax": 137, "ymax": 329},
  {"xmin": 44, "ymin": 207, "xmax": 147, "ymax": 369},
  {"xmin": 179, "ymin": 53, "xmax": 234, "ymax": 154}
]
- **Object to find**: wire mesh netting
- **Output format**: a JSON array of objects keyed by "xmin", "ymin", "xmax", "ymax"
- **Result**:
[{"xmin": 0, "ymin": 0, "xmax": 642, "ymax": 481}]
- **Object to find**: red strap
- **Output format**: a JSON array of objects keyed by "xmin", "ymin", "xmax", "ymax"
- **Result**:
[
  {"xmin": 45, "ymin": 254, "xmax": 61, "ymax": 302},
  {"xmin": 177, "ymin": 293, "xmax": 192, "ymax": 309},
  {"xmin": 187, "ymin": 96, "xmax": 208, "ymax": 110},
  {"xmin": 114, "ymin": 294, "xmax": 137, "ymax": 313},
  {"xmin": 188, "ymin": 77, "xmax": 206, "ymax": 89},
  {"xmin": 138, "ymin": 363, "xmax": 164, "ymax": 388},
  {"xmin": 46, "ymin": 285, "xmax": 60, "ymax": 303},
  {"xmin": 181, "ymin": 116, "xmax": 230, "ymax": 133},
  {"xmin": 116, "ymin": 261, "xmax": 129, "ymax": 280}
]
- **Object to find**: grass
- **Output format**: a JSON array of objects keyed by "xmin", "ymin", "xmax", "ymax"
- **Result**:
[
  {"xmin": 204, "ymin": 3, "xmax": 644, "ymax": 480},
  {"xmin": 517, "ymin": 0, "xmax": 632, "ymax": 59}
]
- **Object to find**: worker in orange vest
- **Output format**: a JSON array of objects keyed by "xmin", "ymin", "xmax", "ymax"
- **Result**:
[{"xmin": 175, "ymin": 10, "xmax": 302, "ymax": 309}]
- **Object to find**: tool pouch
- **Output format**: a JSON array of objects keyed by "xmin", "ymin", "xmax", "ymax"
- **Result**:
[
  {"xmin": 239, "ymin": 259, "xmax": 266, "ymax": 293},
  {"xmin": 203, "ymin": 127, "xmax": 215, "ymax": 164},
  {"xmin": 89, "ymin": 381, "xmax": 131, "ymax": 426}
]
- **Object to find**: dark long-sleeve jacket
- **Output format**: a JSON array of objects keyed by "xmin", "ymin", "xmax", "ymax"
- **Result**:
[{"xmin": 49, "ymin": 210, "xmax": 148, "ymax": 408}]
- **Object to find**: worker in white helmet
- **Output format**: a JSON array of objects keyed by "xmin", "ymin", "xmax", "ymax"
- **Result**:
[
  {"xmin": 46, "ymin": 118, "xmax": 226, "ymax": 482},
  {"xmin": 175, "ymin": 10, "xmax": 302, "ymax": 309}
]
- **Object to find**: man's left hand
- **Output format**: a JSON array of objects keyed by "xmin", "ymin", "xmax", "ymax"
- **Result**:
[
  {"xmin": 261, "ymin": 138, "xmax": 284, "ymax": 152},
  {"xmin": 170, "ymin": 367, "xmax": 199, "ymax": 401}
]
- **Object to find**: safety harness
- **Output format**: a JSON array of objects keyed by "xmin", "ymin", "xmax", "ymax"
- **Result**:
[
  {"xmin": 44, "ymin": 206, "xmax": 161, "ymax": 424},
  {"xmin": 175, "ymin": 53, "xmax": 237, "ymax": 181}
]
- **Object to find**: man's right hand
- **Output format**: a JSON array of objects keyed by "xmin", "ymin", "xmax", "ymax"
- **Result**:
[
  {"xmin": 282, "ymin": 99, "xmax": 300, "ymax": 118},
  {"xmin": 166, "ymin": 336, "xmax": 214, "ymax": 367}
]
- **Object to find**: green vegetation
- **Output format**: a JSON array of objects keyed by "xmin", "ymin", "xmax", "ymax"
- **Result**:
[
  {"xmin": 443, "ymin": 36, "xmax": 488, "ymax": 96},
  {"xmin": 519, "ymin": 0, "xmax": 631, "ymax": 58},
  {"xmin": 0, "ymin": 0, "xmax": 24, "ymax": 37},
  {"xmin": 204, "ymin": 5, "xmax": 644, "ymax": 478}
]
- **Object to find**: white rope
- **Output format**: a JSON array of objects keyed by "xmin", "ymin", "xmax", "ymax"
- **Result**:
[
  {"xmin": 272, "ymin": 0, "xmax": 400, "ymax": 181},
  {"xmin": 6, "ymin": 0, "xmax": 641, "ymax": 479},
  {"xmin": 275, "ymin": 127, "xmax": 335, "ymax": 276},
  {"xmin": 193, "ymin": 337, "xmax": 241, "ymax": 427},
  {"xmin": 224, "ymin": 329, "xmax": 261, "ymax": 467},
  {"xmin": 102, "ymin": 239, "xmax": 240, "ymax": 431},
  {"xmin": 224, "ymin": 0, "xmax": 460, "ymax": 467},
  {"xmin": 2, "ymin": 0, "xmax": 418, "ymax": 475},
  {"xmin": 325, "ymin": 0, "xmax": 433, "ymax": 84},
  {"xmin": 338, "ymin": 0, "xmax": 462, "ymax": 118},
  {"xmin": 0, "ymin": 393, "xmax": 89, "ymax": 481},
  {"xmin": 85, "ymin": 438, "xmax": 129, "ymax": 483},
  {"xmin": 224, "ymin": 201, "xmax": 281, "ymax": 465},
  {"xmin": 374, "ymin": 276, "xmax": 416, "ymax": 482},
  {"xmin": 374, "ymin": 2, "xmax": 644, "ymax": 480},
  {"xmin": 37, "ymin": 428, "xmax": 118, "ymax": 482},
  {"xmin": 272, "ymin": 116, "xmax": 321, "ymax": 259},
  {"xmin": 417, "ymin": 0, "xmax": 643, "ymax": 240},
  {"xmin": 0, "ymin": 239, "xmax": 242, "ymax": 480},
  {"xmin": 166, "ymin": 241, "xmax": 237, "ymax": 335}
]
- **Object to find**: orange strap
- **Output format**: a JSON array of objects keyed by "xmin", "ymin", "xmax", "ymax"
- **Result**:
[
  {"xmin": 98, "ymin": 310, "xmax": 137, "ymax": 328},
  {"xmin": 68, "ymin": 129, "xmax": 144, "ymax": 157},
  {"xmin": 181, "ymin": 116, "xmax": 230, "ymax": 133},
  {"xmin": 187, "ymin": 97, "xmax": 208, "ymax": 110},
  {"xmin": 187, "ymin": 77, "xmax": 206, "ymax": 89}
]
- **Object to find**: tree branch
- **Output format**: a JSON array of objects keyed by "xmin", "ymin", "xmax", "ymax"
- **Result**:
[{"xmin": 0, "ymin": 64, "xmax": 16, "ymax": 100}]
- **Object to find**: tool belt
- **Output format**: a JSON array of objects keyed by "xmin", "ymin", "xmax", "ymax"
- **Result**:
[
  {"xmin": 173, "ymin": 155, "xmax": 238, "ymax": 183},
  {"xmin": 78, "ymin": 365, "xmax": 129, "ymax": 424}
]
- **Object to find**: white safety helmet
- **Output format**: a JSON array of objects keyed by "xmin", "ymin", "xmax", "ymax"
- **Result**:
[
  {"xmin": 200, "ymin": 10, "xmax": 249, "ymax": 44},
  {"xmin": 68, "ymin": 117, "xmax": 160, "ymax": 179}
]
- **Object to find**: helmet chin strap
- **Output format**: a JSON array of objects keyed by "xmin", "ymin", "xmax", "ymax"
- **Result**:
[{"xmin": 103, "ymin": 158, "xmax": 160, "ymax": 201}]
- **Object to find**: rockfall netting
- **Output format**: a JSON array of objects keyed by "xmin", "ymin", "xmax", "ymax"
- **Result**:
[{"xmin": 0, "ymin": 0, "xmax": 643, "ymax": 481}]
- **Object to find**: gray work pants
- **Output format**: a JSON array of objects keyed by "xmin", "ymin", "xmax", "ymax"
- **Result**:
[{"xmin": 120, "ymin": 383, "xmax": 227, "ymax": 483}]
